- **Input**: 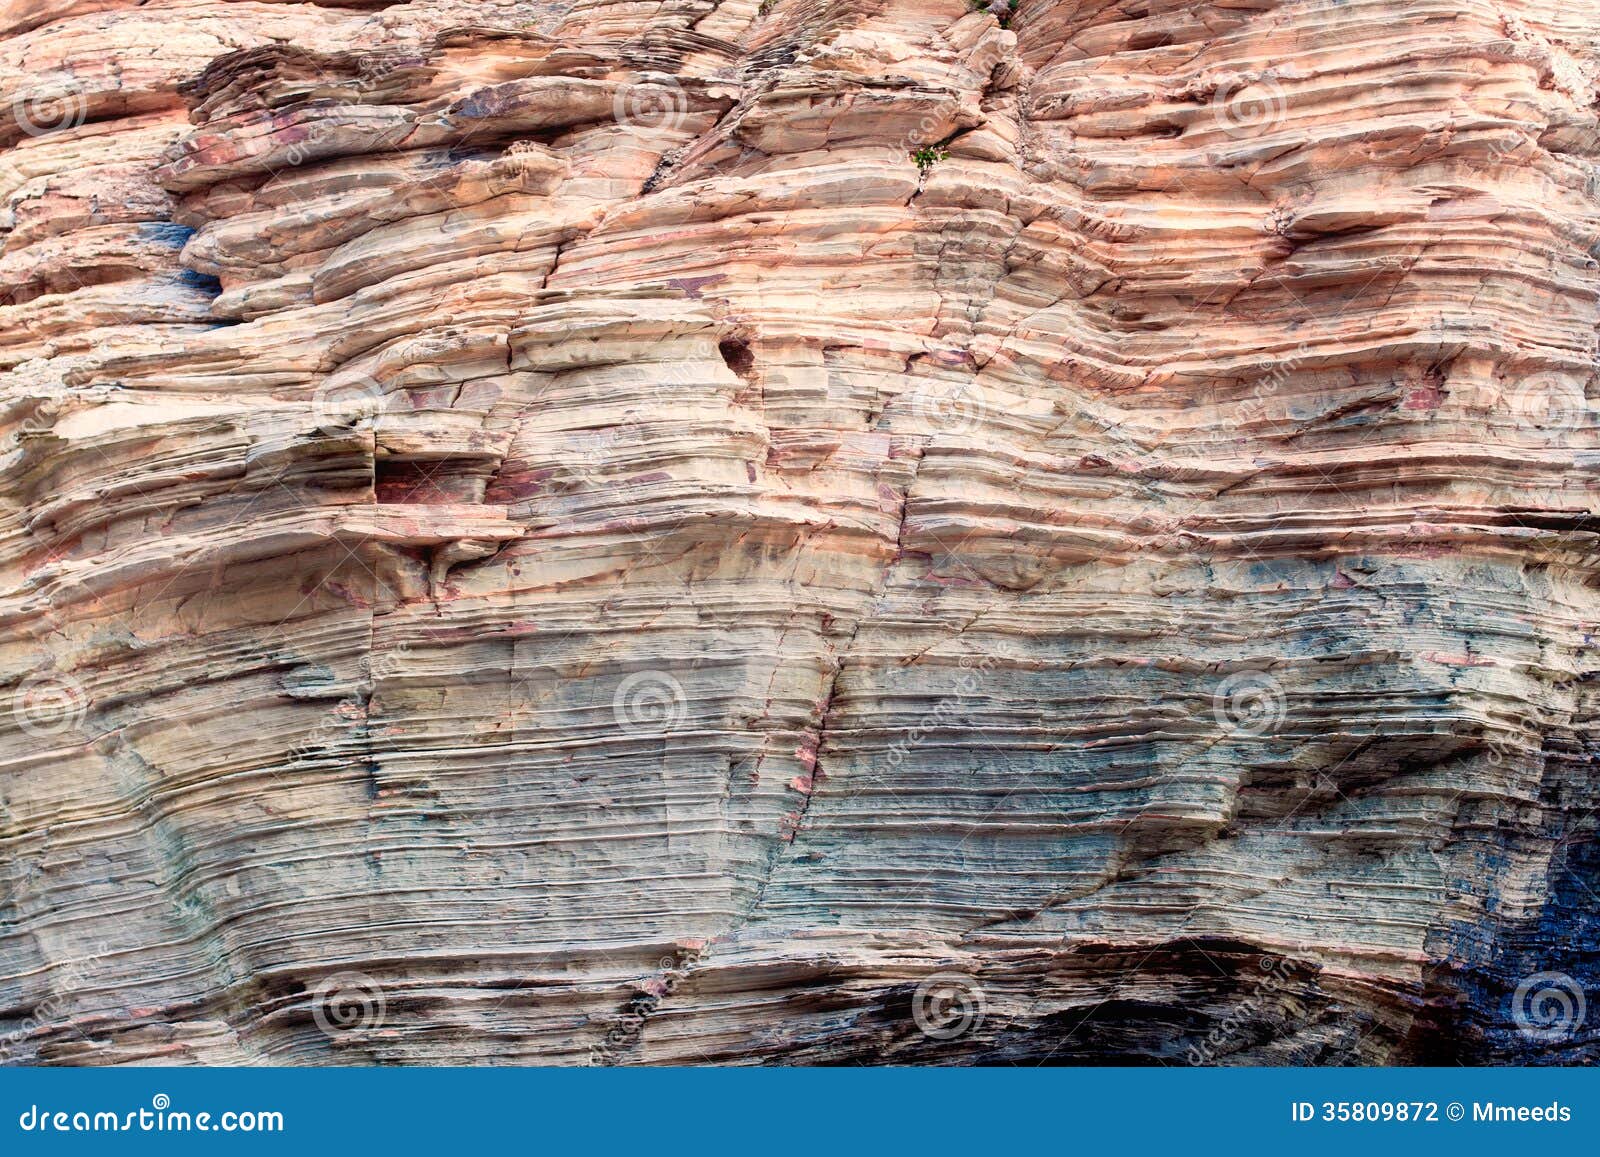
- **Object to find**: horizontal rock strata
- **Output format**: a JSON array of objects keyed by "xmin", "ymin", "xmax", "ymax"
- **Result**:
[{"xmin": 1, "ymin": 0, "xmax": 1598, "ymax": 1064}]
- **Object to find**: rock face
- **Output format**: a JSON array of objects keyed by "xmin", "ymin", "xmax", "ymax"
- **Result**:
[{"xmin": 1, "ymin": 0, "xmax": 1598, "ymax": 1065}]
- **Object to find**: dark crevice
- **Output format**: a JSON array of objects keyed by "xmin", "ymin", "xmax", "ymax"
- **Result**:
[{"xmin": 718, "ymin": 337, "xmax": 755, "ymax": 381}]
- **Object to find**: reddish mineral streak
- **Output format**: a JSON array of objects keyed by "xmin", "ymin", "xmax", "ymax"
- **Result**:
[{"xmin": 0, "ymin": 0, "xmax": 1598, "ymax": 1067}]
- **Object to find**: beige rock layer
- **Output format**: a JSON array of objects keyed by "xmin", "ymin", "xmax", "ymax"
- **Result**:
[{"xmin": 0, "ymin": 0, "xmax": 1598, "ymax": 1064}]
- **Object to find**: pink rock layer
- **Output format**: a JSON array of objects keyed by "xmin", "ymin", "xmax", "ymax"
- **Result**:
[{"xmin": 0, "ymin": 0, "xmax": 1598, "ymax": 1064}]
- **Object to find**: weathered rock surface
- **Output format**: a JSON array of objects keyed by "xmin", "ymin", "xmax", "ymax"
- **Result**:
[{"xmin": 1, "ymin": 0, "xmax": 1598, "ymax": 1065}]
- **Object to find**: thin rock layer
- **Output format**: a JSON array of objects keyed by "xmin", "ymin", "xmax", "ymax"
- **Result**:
[{"xmin": 1, "ymin": 0, "xmax": 1598, "ymax": 1065}]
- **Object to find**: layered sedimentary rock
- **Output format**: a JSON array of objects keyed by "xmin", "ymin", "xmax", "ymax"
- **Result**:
[{"xmin": 1, "ymin": 0, "xmax": 1598, "ymax": 1065}]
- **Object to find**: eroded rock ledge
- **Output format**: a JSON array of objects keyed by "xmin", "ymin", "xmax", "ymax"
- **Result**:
[{"xmin": 1, "ymin": 0, "xmax": 1598, "ymax": 1064}]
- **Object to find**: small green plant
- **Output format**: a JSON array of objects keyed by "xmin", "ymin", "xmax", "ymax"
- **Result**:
[
  {"xmin": 758, "ymin": 0, "xmax": 775, "ymax": 14},
  {"xmin": 911, "ymin": 146, "xmax": 948, "ymax": 172},
  {"xmin": 968, "ymin": 0, "xmax": 1012, "ymax": 27}
]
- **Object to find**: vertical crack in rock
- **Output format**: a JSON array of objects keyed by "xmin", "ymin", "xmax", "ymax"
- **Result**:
[{"xmin": 2, "ymin": 0, "xmax": 1599, "ymax": 1065}]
